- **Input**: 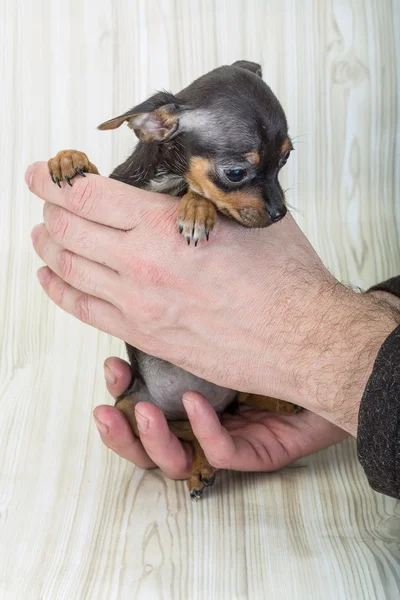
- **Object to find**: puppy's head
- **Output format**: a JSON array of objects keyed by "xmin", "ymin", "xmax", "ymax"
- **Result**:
[{"xmin": 98, "ymin": 60, "xmax": 292, "ymax": 227}]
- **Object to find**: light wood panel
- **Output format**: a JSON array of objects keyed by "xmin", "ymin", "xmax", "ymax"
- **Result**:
[{"xmin": 1, "ymin": 1, "xmax": 399, "ymax": 598}]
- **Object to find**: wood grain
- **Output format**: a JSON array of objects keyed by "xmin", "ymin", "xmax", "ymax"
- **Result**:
[{"xmin": 1, "ymin": 1, "xmax": 399, "ymax": 598}]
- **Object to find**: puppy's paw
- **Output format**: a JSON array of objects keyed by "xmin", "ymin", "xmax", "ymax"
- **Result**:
[
  {"xmin": 187, "ymin": 463, "xmax": 217, "ymax": 502},
  {"xmin": 177, "ymin": 192, "xmax": 216, "ymax": 246},
  {"xmin": 48, "ymin": 150, "xmax": 99, "ymax": 187}
]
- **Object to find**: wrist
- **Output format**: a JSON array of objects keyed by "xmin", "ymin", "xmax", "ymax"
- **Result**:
[{"xmin": 291, "ymin": 285, "xmax": 399, "ymax": 435}]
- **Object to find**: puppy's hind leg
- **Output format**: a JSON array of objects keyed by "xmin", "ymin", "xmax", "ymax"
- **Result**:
[
  {"xmin": 169, "ymin": 421, "xmax": 217, "ymax": 501},
  {"xmin": 238, "ymin": 392, "xmax": 302, "ymax": 415},
  {"xmin": 114, "ymin": 394, "xmax": 140, "ymax": 437},
  {"xmin": 115, "ymin": 399, "xmax": 218, "ymax": 501},
  {"xmin": 187, "ymin": 439, "xmax": 217, "ymax": 501}
]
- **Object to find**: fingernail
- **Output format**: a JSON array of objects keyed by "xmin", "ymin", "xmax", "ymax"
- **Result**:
[
  {"xmin": 94, "ymin": 416, "xmax": 109, "ymax": 436},
  {"xmin": 135, "ymin": 410, "xmax": 149, "ymax": 433},
  {"xmin": 25, "ymin": 164, "xmax": 35, "ymax": 188},
  {"xmin": 183, "ymin": 396, "xmax": 195, "ymax": 417},
  {"xmin": 37, "ymin": 267, "xmax": 52, "ymax": 286},
  {"xmin": 104, "ymin": 364, "xmax": 117, "ymax": 385}
]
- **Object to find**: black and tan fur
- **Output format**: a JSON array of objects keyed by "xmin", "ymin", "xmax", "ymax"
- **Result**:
[{"xmin": 48, "ymin": 61, "xmax": 300, "ymax": 500}]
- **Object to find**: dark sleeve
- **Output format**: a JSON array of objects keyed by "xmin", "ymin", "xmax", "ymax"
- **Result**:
[
  {"xmin": 356, "ymin": 275, "xmax": 400, "ymax": 499},
  {"xmin": 368, "ymin": 275, "xmax": 400, "ymax": 297}
]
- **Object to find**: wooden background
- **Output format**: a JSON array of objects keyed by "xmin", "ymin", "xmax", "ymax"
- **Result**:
[{"xmin": 1, "ymin": 0, "xmax": 399, "ymax": 598}]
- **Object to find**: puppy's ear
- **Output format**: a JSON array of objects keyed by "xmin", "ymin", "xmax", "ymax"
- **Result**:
[
  {"xmin": 232, "ymin": 60, "xmax": 263, "ymax": 78},
  {"xmin": 97, "ymin": 92, "xmax": 191, "ymax": 142}
]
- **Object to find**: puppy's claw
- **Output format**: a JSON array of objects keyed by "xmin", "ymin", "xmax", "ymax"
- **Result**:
[
  {"xmin": 76, "ymin": 168, "xmax": 86, "ymax": 177},
  {"xmin": 186, "ymin": 236, "xmax": 191, "ymax": 246},
  {"xmin": 203, "ymin": 474, "xmax": 216, "ymax": 487},
  {"xmin": 50, "ymin": 173, "xmax": 56, "ymax": 184},
  {"xmin": 190, "ymin": 488, "xmax": 204, "ymax": 502},
  {"xmin": 179, "ymin": 225, "xmax": 183, "ymax": 234},
  {"xmin": 205, "ymin": 230, "xmax": 210, "ymax": 241},
  {"xmin": 195, "ymin": 239, "xmax": 199, "ymax": 247},
  {"xmin": 56, "ymin": 178, "xmax": 61, "ymax": 188},
  {"xmin": 65, "ymin": 175, "xmax": 72, "ymax": 186}
]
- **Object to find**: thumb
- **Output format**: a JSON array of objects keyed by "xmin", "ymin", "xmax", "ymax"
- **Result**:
[{"xmin": 103, "ymin": 357, "xmax": 132, "ymax": 400}]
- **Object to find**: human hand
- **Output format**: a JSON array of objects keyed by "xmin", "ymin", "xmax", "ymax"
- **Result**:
[
  {"xmin": 93, "ymin": 357, "xmax": 349, "ymax": 476},
  {"xmin": 27, "ymin": 162, "xmax": 398, "ymax": 434},
  {"xmin": 27, "ymin": 161, "xmax": 325, "ymax": 396}
]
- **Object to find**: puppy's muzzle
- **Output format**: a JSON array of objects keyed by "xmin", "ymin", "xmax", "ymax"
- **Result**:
[
  {"xmin": 267, "ymin": 205, "xmax": 287, "ymax": 223},
  {"xmin": 263, "ymin": 184, "xmax": 287, "ymax": 224}
]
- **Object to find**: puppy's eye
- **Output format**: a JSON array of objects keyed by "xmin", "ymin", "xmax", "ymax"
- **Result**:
[
  {"xmin": 224, "ymin": 168, "xmax": 247, "ymax": 183},
  {"xmin": 279, "ymin": 151, "xmax": 291, "ymax": 168}
]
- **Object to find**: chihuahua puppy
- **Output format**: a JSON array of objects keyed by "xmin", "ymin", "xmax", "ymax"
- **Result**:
[{"xmin": 48, "ymin": 60, "xmax": 299, "ymax": 500}]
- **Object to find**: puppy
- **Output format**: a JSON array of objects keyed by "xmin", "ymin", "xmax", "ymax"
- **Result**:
[{"xmin": 48, "ymin": 60, "xmax": 300, "ymax": 500}]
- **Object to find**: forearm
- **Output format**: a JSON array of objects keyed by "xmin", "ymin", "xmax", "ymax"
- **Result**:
[{"xmin": 264, "ymin": 281, "xmax": 400, "ymax": 436}]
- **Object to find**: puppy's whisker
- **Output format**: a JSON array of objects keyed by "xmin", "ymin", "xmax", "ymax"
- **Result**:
[
  {"xmin": 291, "ymin": 134, "xmax": 307, "ymax": 150},
  {"xmin": 285, "ymin": 201, "xmax": 305, "ymax": 218},
  {"xmin": 283, "ymin": 186, "xmax": 298, "ymax": 196}
]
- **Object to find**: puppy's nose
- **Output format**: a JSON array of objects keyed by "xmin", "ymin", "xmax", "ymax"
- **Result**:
[{"xmin": 267, "ymin": 205, "xmax": 287, "ymax": 223}]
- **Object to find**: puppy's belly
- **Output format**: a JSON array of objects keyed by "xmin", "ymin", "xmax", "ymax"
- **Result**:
[{"xmin": 135, "ymin": 352, "xmax": 236, "ymax": 420}]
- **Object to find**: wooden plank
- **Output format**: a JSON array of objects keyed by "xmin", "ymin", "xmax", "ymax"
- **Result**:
[{"xmin": 1, "ymin": 1, "xmax": 399, "ymax": 598}]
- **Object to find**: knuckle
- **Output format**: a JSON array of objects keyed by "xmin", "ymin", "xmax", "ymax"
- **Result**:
[
  {"xmin": 57, "ymin": 251, "xmax": 97, "ymax": 296},
  {"xmin": 48, "ymin": 206, "xmax": 69, "ymax": 243},
  {"xmin": 58, "ymin": 249, "xmax": 74, "ymax": 280},
  {"xmin": 75, "ymin": 231, "xmax": 96, "ymax": 251},
  {"xmin": 51, "ymin": 277, "xmax": 68, "ymax": 308},
  {"xmin": 67, "ymin": 177, "xmax": 96, "ymax": 216},
  {"xmin": 74, "ymin": 293, "xmax": 92, "ymax": 324}
]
